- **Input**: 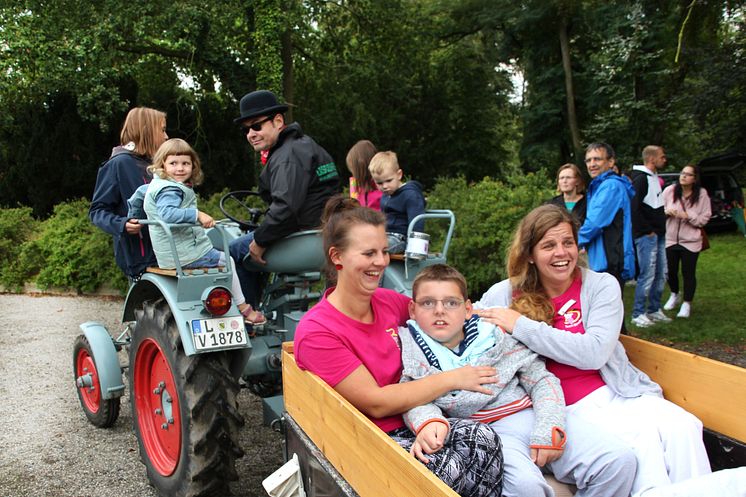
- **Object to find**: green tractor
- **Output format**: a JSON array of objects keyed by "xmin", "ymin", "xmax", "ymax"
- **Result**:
[{"xmin": 73, "ymin": 191, "xmax": 455, "ymax": 497}]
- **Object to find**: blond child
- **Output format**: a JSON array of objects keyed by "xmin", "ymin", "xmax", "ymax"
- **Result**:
[
  {"xmin": 127, "ymin": 138, "xmax": 264, "ymax": 324},
  {"xmin": 368, "ymin": 151, "xmax": 425, "ymax": 253}
]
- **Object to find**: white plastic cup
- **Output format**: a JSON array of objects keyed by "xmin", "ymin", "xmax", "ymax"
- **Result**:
[{"xmin": 405, "ymin": 232, "xmax": 430, "ymax": 260}]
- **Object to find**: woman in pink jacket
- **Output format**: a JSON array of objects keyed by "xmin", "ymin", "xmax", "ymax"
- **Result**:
[{"xmin": 662, "ymin": 164, "xmax": 712, "ymax": 318}]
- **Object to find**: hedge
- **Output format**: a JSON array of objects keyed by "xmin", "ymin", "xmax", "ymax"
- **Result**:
[{"xmin": 0, "ymin": 175, "xmax": 553, "ymax": 297}]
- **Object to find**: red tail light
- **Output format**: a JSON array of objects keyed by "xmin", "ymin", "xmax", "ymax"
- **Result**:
[{"xmin": 204, "ymin": 287, "xmax": 232, "ymax": 316}]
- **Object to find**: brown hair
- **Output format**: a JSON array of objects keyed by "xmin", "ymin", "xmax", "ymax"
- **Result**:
[
  {"xmin": 148, "ymin": 138, "xmax": 204, "ymax": 185},
  {"xmin": 556, "ymin": 163, "xmax": 586, "ymax": 194},
  {"xmin": 346, "ymin": 140, "xmax": 378, "ymax": 191},
  {"xmin": 412, "ymin": 264, "xmax": 468, "ymax": 301},
  {"xmin": 506, "ymin": 204, "xmax": 583, "ymax": 323},
  {"xmin": 321, "ymin": 195, "xmax": 387, "ymax": 279},
  {"xmin": 120, "ymin": 107, "xmax": 167, "ymax": 159}
]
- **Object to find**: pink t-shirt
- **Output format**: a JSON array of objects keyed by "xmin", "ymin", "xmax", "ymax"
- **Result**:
[
  {"xmin": 546, "ymin": 276, "xmax": 606, "ymax": 405},
  {"xmin": 295, "ymin": 287, "xmax": 411, "ymax": 432}
]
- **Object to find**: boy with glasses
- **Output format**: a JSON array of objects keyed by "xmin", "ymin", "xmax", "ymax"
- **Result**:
[{"xmin": 400, "ymin": 264, "xmax": 569, "ymax": 496}]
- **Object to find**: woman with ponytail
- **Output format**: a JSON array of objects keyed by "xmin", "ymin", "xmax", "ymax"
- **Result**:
[{"xmin": 295, "ymin": 195, "xmax": 503, "ymax": 497}]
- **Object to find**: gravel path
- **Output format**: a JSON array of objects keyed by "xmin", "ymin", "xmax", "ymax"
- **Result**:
[{"xmin": 0, "ymin": 294, "xmax": 284, "ymax": 497}]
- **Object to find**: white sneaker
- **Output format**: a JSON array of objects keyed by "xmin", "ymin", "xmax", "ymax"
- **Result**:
[
  {"xmin": 663, "ymin": 293, "xmax": 681, "ymax": 311},
  {"xmin": 631, "ymin": 314, "xmax": 655, "ymax": 327},
  {"xmin": 677, "ymin": 302, "xmax": 691, "ymax": 318},
  {"xmin": 647, "ymin": 309, "xmax": 673, "ymax": 323}
]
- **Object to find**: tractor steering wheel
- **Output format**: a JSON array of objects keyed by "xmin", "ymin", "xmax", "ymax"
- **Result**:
[{"xmin": 219, "ymin": 190, "xmax": 265, "ymax": 232}]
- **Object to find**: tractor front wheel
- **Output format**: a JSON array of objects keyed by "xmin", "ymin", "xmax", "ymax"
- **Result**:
[
  {"xmin": 129, "ymin": 300, "xmax": 245, "ymax": 497},
  {"xmin": 73, "ymin": 334, "xmax": 120, "ymax": 428}
]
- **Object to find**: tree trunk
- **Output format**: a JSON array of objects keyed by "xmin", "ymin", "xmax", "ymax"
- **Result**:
[{"xmin": 559, "ymin": 18, "xmax": 581, "ymax": 158}]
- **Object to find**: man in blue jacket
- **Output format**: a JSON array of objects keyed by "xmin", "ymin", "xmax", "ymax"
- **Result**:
[
  {"xmin": 578, "ymin": 143, "xmax": 635, "ymax": 332},
  {"xmin": 229, "ymin": 90, "xmax": 340, "ymax": 307}
]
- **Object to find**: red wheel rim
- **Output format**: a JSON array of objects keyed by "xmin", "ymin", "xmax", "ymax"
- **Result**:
[
  {"xmin": 133, "ymin": 338, "xmax": 181, "ymax": 476},
  {"xmin": 76, "ymin": 348, "xmax": 101, "ymax": 413}
]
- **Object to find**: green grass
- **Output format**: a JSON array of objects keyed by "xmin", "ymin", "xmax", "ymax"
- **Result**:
[{"xmin": 623, "ymin": 231, "xmax": 746, "ymax": 347}]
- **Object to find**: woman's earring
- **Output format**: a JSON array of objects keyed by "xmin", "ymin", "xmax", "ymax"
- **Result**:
[{"xmin": 335, "ymin": 264, "xmax": 343, "ymax": 271}]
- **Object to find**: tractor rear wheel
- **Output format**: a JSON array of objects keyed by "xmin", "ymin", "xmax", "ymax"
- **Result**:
[
  {"xmin": 129, "ymin": 299, "xmax": 245, "ymax": 497},
  {"xmin": 73, "ymin": 334, "xmax": 121, "ymax": 428}
]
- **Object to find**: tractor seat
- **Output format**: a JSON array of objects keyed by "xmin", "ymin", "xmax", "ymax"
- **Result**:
[
  {"xmin": 243, "ymin": 230, "xmax": 325, "ymax": 274},
  {"xmin": 145, "ymin": 266, "xmax": 228, "ymax": 277}
]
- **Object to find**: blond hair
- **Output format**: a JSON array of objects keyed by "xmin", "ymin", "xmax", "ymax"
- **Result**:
[
  {"xmin": 368, "ymin": 151, "xmax": 400, "ymax": 176},
  {"xmin": 120, "ymin": 107, "xmax": 167, "ymax": 159},
  {"xmin": 148, "ymin": 138, "xmax": 204, "ymax": 185}
]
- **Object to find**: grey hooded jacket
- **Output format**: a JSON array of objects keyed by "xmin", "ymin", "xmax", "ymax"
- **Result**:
[{"xmin": 400, "ymin": 318, "xmax": 566, "ymax": 448}]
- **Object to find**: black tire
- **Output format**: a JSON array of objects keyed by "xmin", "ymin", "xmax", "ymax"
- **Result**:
[
  {"xmin": 129, "ymin": 299, "xmax": 245, "ymax": 497},
  {"xmin": 73, "ymin": 334, "xmax": 121, "ymax": 428}
]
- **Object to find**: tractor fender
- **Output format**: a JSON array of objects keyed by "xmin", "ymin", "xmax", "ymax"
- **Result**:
[
  {"xmin": 79, "ymin": 322, "xmax": 125, "ymax": 399},
  {"xmin": 123, "ymin": 274, "xmax": 251, "ymax": 357}
]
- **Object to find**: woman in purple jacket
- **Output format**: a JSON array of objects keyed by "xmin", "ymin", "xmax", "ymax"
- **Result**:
[{"xmin": 662, "ymin": 164, "xmax": 712, "ymax": 318}]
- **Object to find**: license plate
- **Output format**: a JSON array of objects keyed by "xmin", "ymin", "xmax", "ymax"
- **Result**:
[{"xmin": 191, "ymin": 317, "xmax": 247, "ymax": 351}]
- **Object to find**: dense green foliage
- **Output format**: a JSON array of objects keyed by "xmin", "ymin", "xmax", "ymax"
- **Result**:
[
  {"xmin": 427, "ymin": 173, "xmax": 554, "ymax": 297},
  {"xmin": 7, "ymin": 2, "xmax": 743, "ymax": 217},
  {"xmin": 0, "ymin": 199, "xmax": 128, "ymax": 293}
]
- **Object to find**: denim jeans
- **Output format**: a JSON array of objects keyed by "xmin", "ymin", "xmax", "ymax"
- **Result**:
[
  {"xmin": 228, "ymin": 232, "xmax": 263, "ymax": 308},
  {"xmin": 632, "ymin": 233, "xmax": 667, "ymax": 317}
]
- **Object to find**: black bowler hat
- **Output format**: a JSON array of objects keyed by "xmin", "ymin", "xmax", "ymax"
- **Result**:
[{"xmin": 234, "ymin": 90, "xmax": 289, "ymax": 124}]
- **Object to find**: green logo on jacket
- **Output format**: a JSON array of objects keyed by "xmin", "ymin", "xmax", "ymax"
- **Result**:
[{"xmin": 316, "ymin": 162, "xmax": 339, "ymax": 181}]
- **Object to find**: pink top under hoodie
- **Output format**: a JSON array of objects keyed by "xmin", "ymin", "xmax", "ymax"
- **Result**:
[{"xmin": 662, "ymin": 184, "xmax": 712, "ymax": 252}]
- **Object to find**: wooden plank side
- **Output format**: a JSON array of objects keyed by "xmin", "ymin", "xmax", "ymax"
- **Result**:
[
  {"xmin": 621, "ymin": 335, "xmax": 746, "ymax": 442},
  {"xmin": 282, "ymin": 350, "xmax": 457, "ymax": 497}
]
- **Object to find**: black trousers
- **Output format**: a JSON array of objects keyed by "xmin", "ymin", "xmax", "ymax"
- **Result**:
[{"xmin": 666, "ymin": 244, "xmax": 700, "ymax": 302}]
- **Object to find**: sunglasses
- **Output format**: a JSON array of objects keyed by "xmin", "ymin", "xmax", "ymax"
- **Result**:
[{"xmin": 241, "ymin": 116, "xmax": 273, "ymax": 133}]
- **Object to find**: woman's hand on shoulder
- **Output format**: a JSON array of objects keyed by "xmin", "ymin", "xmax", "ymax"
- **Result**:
[
  {"xmin": 475, "ymin": 307, "xmax": 522, "ymax": 333},
  {"xmin": 445, "ymin": 365, "xmax": 497, "ymax": 394}
]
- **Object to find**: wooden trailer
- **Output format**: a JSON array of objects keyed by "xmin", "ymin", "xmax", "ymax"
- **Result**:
[{"xmin": 280, "ymin": 336, "xmax": 746, "ymax": 497}]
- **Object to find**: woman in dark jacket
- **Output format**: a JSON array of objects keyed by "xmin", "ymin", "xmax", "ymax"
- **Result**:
[
  {"xmin": 89, "ymin": 107, "xmax": 168, "ymax": 279},
  {"xmin": 548, "ymin": 163, "xmax": 587, "ymax": 225}
]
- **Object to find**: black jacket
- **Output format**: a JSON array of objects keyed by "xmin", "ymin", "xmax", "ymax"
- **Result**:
[
  {"xmin": 547, "ymin": 194, "xmax": 587, "ymax": 226},
  {"xmin": 253, "ymin": 123, "xmax": 341, "ymax": 246},
  {"xmin": 89, "ymin": 147, "xmax": 157, "ymax": 278}
]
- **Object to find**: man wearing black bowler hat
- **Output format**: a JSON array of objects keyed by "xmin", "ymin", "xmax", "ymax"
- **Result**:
[{"xmin": 229, "ymin": 90, "xmax": 340, "ymax": 309}]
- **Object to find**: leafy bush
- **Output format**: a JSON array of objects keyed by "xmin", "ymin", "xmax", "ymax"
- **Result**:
[
  {"xmin": 0, "ymin": 207, "xmax": 39, "ymax": 290},
  {"xmin": 427, "ymin": 173, "xmax": 553, "ymax": 298},
  {"xmin": 10, "ymin": 199, "xmax": 128, "ymax": 294}
]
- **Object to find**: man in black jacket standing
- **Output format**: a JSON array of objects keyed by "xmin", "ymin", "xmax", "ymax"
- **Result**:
[
  {"xmin": 629, "ymin": 145, "xmax": 670, "ymax": 328},
  {"xmin": 229, "ymin": 90, "xmax": 340, "ymax": 307}
]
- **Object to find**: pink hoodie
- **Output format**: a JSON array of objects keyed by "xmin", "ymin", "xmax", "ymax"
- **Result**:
[{"xmin": 663, "ymin": 184, "xmax": 712, "ymax": 252}]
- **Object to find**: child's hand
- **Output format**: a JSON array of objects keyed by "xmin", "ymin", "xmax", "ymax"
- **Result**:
[
  {"xmin": 447, "ymin": 365, "xmax": 497, "ymax": 395},
  {"xmin": 197, "ymin": 211, "xmax": 214, "ymax": 228},
  {"xmin": 531, "ymin": 447, "xmax": 564, "ymax": 467},
  {"xmin": 410, "ymin": 421, "xmax": 449, "ymax": 464}
]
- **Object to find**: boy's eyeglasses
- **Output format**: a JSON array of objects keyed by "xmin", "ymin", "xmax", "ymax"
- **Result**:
[
  {"xmin": 415, "ymin": 298, "xmax": 465, "ymax": 310},
  {"xmin": 241, "ymin": 116, "xmax": 272, "ymax": 133}
]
